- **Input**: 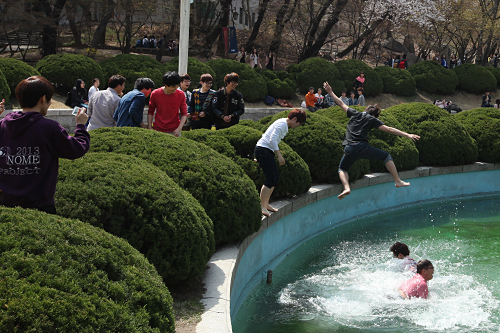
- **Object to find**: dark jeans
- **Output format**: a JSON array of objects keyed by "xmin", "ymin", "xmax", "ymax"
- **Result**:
[
  {"xmin": 339, "ymin": 143, "xmax": 392, "ymax": 172},
  {"xmin": 254, "ymin": 146, "xmax": 279, "ymax": 188}
]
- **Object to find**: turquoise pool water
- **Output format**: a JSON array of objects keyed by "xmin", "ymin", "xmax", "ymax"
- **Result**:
[{"xmin": 232, "ymin": 195, "xmax": 500, "ymax": 332}]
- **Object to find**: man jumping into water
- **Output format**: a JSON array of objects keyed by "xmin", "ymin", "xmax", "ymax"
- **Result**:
[{"xmin": 322, "ymin": 82, "xmax": 420, "ymax": 199}]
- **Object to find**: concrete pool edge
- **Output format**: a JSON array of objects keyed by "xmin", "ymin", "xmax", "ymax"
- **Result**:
[{"xmin": 195, "ymin": 162, "xmax": 500, "ymax": 333}]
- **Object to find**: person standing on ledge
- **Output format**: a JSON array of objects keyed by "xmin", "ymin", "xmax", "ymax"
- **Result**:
[
  {"xmin": 399, "ymin": 260, "xmax": 434, "ymax": 299},
  {"xmin": 323, "ymin": 81, "xmax": 420, "ymax": 200},
  {"xmin": 255, "ymin": 109, "xmax": 306, "ymax": 216}
]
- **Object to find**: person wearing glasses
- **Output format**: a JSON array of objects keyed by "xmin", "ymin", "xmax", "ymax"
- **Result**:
[
  {"xmin": 212, "ymin": 72, "xmax": 245, "ymax": 130},
  {"xmin": 399, "ymin": 260, "xmax": 434, "ymax": 299},
  {"xmin": 189, "ymin": 74, "xmax": 216, "ymax": 130}
]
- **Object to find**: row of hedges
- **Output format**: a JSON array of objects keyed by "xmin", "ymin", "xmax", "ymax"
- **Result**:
[{"xmin": 7, "ymin": 53, "xmax": 500, "ymax": 105}]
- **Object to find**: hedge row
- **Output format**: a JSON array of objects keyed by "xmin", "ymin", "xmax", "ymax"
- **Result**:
[
  {"xmin": 0, "ymin": 207, "xmax": 174, "ymax": 332},
  {"xmin": 56, "ymin": 152, "xmax": 215, "ymax": 286},
  {"xmin": 183, "ymin": 125, "xmax": 312, "ymax": 198},
  {"xmin": 0, "ymin": 58, "xmax": 40, "ymax": 96},
  {"xmin": 88, "ymin": 127, "xmax": 262, "ymax": 246}
]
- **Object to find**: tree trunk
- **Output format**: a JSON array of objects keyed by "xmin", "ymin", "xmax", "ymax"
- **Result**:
[
  {"xmin": 203, "ymin": 0, "xmax": 231, "ymax": 57},
  {"xmin": 91, "ymin": 0, "xmax": 115, "ymax": 49},
  {"xmin": 269, "ymin": 0, "xmax": 298, "ymax": 55},
  {"xmin": 336, "ymin": 18, "xmax": 385, "ymax": 59},
  {"xmin": 66, "ymin": 5, "xmax": 83, "ymax": 48},
  {"xmin": 298, "ymin": 0, "xmax": 350, "ymax": 62},
  {"xmin": 40, "ymin": 0, "xmax": 67, "ymax": 56},
  {"xmin": 245, "ymin": 0, "xmax": 271, "ymax": 51}
]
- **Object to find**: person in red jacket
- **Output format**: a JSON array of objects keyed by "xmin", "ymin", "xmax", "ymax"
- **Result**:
[
  {"xmin": 305, "ymin": 87, "xmax": 318, "ymax": 112},
  {"xmin": 148, "ymin": 71, "xmax": 187, "ymax": 137}
]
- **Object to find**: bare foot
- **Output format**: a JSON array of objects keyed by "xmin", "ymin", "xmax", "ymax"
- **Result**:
[
  {"xmin": 261, "ymin": 206, "xmax": 270, "ymax": 217},
  {"xmin": 338, "ymin": 189, "xmax": 351, "ymax": 199},
  {"xmin": 266, "ymin": 205, "xmax": 278, "ymax": 212},
  {"xmin": 395, "ymin": 181, "xmax": 410, "ymax": 187}
]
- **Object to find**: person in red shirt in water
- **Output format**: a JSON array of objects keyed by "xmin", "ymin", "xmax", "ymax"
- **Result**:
[{"xmin": 399, "ymin": 260, "xmax": 434, "ymax": 299}]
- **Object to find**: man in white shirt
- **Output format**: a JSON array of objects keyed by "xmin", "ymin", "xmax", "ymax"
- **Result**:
[
  {"xmin": 254, "ymin": 109, "xmax": 306, "ymax": 216},
  {"xmin": 87, "ymin": 75, "xmax": 126, "ymax": 131}
]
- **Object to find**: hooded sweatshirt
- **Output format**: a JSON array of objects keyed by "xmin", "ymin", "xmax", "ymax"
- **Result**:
[{"xmin": 0, "ymin": 111, "xmax": 90, "ymax": 208}]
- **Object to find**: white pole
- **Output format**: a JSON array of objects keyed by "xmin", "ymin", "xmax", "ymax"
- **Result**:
[{"xmin": 179, "ymin": 0, "xmax": 190, "ymax": 74}]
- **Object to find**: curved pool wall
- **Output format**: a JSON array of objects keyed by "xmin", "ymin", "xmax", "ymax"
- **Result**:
[{"xmin": 229, "ymin": 163, "xmax": 500, "ymax": 324}]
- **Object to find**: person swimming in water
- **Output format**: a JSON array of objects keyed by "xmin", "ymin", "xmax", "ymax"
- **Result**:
[
  {"xmin": 399, "ymin": 260, "xmax": 434, "ymax": 299},
  {"xmin": 390, "ymin": 242, "xmax": 417, "ymax": 275}
]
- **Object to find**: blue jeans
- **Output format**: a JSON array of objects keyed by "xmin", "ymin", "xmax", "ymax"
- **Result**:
[
  {"xmin": 254, "ymin": 146, "xmax": 279, "ymax": 188},
  {"xmin": 339, "ymin": 143, "xmax": 392, "ymax": 172}
]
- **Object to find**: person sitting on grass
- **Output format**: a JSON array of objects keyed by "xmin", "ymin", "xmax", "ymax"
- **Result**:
[
  {"xmin": 255, "ymin": 109, "xmax": 306, "ymax": 216},
  {"xmin": 305, "ymin": 87, "xmax": 318, "ymax": 112},
  {"xmin": 482, "ymin": 90, "xmax": 493, "ymax": 107},
  {"xmin": 0, "ymin": 76, "xmax": 89, "ymax": 214},
  {"xmin": 323, "ymin": 81, "xmax": 420, "ymax": 200},
  {"xmin": 348, "ymin": 91, "xmax": 358, "ymax": 106}
]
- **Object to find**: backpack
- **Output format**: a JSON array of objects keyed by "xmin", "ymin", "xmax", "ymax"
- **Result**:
[
  {"xmin": 65, "ymin": 89, "xmax": 72, "ymax": 107},
  {"xmin": 399, "ymin": 60, "xmax": 406, "ymax": 68},
  {"xmin": 264, "ymin": 95, "xmax": 275, "ymax": 106},
  {"xmin": 143, "ymin": 39, "xmax": 150, "ymax": 48}
]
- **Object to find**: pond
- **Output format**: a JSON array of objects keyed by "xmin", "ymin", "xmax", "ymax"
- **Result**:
[{"xmin": 232, "ymin": 195, "xmax": 500, "ymax": 332}]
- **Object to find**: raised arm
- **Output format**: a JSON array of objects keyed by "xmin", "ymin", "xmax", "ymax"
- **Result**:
[
  {"xmin": 378, "ymin": 125, "xmax": 420, "ymax": 141},
  {"xmin": 323, "ymin": 82, "xmax": 348, "ymax": 113}
]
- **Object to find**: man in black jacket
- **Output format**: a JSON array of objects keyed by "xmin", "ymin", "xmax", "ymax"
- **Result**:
[{"xmin": 212, "ymin": 72, "xmax": 245, "ymax": 130}]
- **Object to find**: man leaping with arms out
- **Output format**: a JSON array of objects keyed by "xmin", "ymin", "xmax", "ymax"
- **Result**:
[{"xmin": 323, "ymin": 82, "xmax": 420, "ymax": 199}]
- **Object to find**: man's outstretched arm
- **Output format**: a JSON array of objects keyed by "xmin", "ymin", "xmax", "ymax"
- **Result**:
[
  {"xmin": 323, "ymin": 82, "xmax": 348, "ymax": 113},
  {"xmin": 378, "ymin": 125, "xmax": 420, "ymax": 141}
]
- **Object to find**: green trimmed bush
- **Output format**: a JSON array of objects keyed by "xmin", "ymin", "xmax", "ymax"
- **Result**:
[
  {"xmin": 261, "ymin": 110, "xmax": 370, "ymax": 183},
  {"xmin": 408, "ymin": 60, "xmax": 459, "ymax": 94},
  {"xmin": 0, "ymin": 58, "xmax": 40, "ymax": 95},
  {"xmin": 317, "ymin": 107, "xmax": 419, "ymax": 172},
  {"xmin": 0, "ymin": 69, "xmax": 9, "ymax": 103},
  {"xmin": 384, "ymin": 103, "xmax": 478, "ymax": 165},
  {"xmin": 89, "ymin": 127, "xmax": 261, "ymax": 245},
  {"xmin": 485, "ymin": 66, "xmax": 500, "ymax": 86},
  {"xmin": 374, "ymin": 66, "xmax": 416, "ymax": 96},
  {"xmin": 297, "ymin": 58, "xmax": 345, "ymax": 95},
  {"xmin": 0, "ymin": 207, "xmax": 174, "ymax": 332},
  {"xmin": 34, "ymin": 54, "xmax": 104, "ymax": 90},
  {"xmin": 238, "ymin": 119, "xmax": 266, "ymax": 131},
  {"xmin": 286, "ymin": 63, "xmax": 300, "ymax": 81},
  {"xmin": 455, "ymin": 108, "xmax": 500, "ymax": 162},
  {"xmin": 206, "ymin": 59, "xmax": 267, "ymax": 102},
  {"xmin": 164, "ymin": 57, "xmax": 216, "ymax": 92},
  {"xmin": 332, "ymin": 59, "xmax": 384, "ymax": 97},
  {"xmin": 99, "ymin": 54, "xmax": 164, "ymax": 93},
  {"xmin": 265, "ymin": 77, "xmax": 296, "ymax": 99},
  {"xmin": 451, "ymin": 63, "xmax": 497, "ymax": 93},
  {"xmin": 184, "ymin": 125, "xmax": 311, "ymax": 198},
  {"xmin": 56, "ymin": 152, "xmax": 214, "ymax": 285}
]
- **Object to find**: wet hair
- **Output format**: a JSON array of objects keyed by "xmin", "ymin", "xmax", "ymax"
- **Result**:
[
  {"xmin": 16, "ymin": 76, "xmax": 54, "ymax": 108},
  {"xmin": 357, "ymin": 87, "xmax": 364, "ymax": 93},
  {"xmin": 416, "ymin": 260, "xmax": 433, "ymax": 274},
  {"xmin": 288, "ymin": 109, "xmax": 306, "ymax": 124},
  {"xmin": 134, "ymin": 78, "xmax": 155, "ymax": 91},
  {"xmin": 390, "ymin": 242, "xmax": 410, "ymax": 257},
  {"xmin": 179, "ymin": 73, "xmax": 191, "ymax": 82},
  {"xmin": 224, "ymin": 72, "xmax": 239, "ymax": 85},
  {"xmin": 108, "ymin": 75, "xmax": 126, "ymax": 89},
  {"xmin": 162, "ymin": 71, "xmax": 181, "ymax": 86},
  {"xmin": 92, "ymin": 78, "xmax": 99, "ymax": 84},
  {"xmin": 200, "ymin": 73, "xmax": 213, "ymax": 83},
  {"xmin": 365, "ymin": 104, "xmax": 381, "ymax": 117}
]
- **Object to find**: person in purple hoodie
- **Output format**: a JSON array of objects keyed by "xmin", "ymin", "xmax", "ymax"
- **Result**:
[{"xmin": 0, "ymin": 76, "xmax": 90, "ymax": 214}]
